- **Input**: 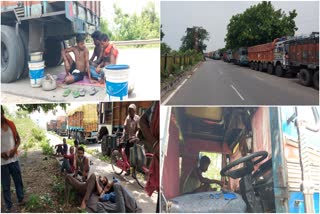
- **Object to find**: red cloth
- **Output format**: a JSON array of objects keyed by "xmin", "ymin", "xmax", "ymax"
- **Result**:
[
  {"xmin": 63, "ymin": 153, "xmax": 75, "ymax": 172},
  {"xmin": 104, "ymin": 43, "xmax": 119, "ymax": 58},
  {"xmin": 145, "ymin": 101, "xmax": 160, "ymax": 196},
  {"xmin": 4, "ymin": 118, "xmax": 19, "ymax": 155}
]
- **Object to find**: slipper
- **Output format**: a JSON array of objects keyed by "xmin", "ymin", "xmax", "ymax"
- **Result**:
[
  {"xmin": 72, "ymin": 89, "xmax": 80, "ymax": 98},
  {"xmin": 63, "ymin": 88, "xmax": 72, "ymax": 97},
  {"xmin": 89, "ymin": 87, "xmax": 97, "ymax": 96},
  {"xmin": 79, "ymin": 88, "xmax": 86, "ymax": 97}
]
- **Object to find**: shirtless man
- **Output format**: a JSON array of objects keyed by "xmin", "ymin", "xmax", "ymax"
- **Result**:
[
  {"xmin": 62, "ymin": 34, "xmax": 95, "ymax": 84},
  {"xmin": 89, "ymin": 31, "xmax": 103, "ymax": 67},
  {"xmin": 95, "ymin": 34, "xmax": 119, "ymax": 74}
]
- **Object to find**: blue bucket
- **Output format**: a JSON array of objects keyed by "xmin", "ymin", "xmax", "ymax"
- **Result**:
[
  {"xmin": 28, "ymin": 61, "xmax": 44, "ymax": 87},
  {"xmin": 104, "ymin": 64, "xmax": 129, "ymax": 101}
]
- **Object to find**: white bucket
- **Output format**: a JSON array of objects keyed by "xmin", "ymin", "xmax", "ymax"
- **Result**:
[
  {"xmin": 103, "ymin": 64, "xmax": 129, "ymax": 101},
  {"xmin": 28, "ymin": 61, "xmax": 45, "ymax": 87}
]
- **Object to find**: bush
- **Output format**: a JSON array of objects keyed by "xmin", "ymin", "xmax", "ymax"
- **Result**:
[
  {"xmin": 40, "ymin": 139, "xmax": 54, "ymax": 156},
  {"xmin": 26, "ymin": 194, "xmax": 43, "ymax": 211},
  {"xmin": 31, "ymin": 128, "xmax": 45, "ymax": 142}
]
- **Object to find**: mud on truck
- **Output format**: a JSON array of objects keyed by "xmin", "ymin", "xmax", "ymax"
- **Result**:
[{"xmin": 1, "ymin": 1, "xmax": 100, "ymax": 83}]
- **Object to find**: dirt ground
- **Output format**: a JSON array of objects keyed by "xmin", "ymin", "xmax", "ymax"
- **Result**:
[{"xmin": 1, "ymin": 148, "xmax": 80, "ymax": 213}]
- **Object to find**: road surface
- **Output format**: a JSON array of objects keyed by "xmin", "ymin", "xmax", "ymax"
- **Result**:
[
  {"xmin": 163, "ymin": 58, "xmax": 319, "ymax": 105},
  {"xmin": 2, "ymin": 48, "xmax": 160, "ymax": 104},
  {"xmin": 46, "ymin": 133, "xmax": 157, "ymax": 213}
]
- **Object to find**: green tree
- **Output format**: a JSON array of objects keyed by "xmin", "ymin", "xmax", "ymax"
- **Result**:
[
  {"xmin": 16, "ymin": 104, "xmax": 68, "ymax": 113},
  {"xmin": 225, "ymin": 1, "xmax": 298, "ymax": 49},
  {"xmin": 161, "ymin": 43, "xmax": 171, "ymax": 55},
  {"xmin": 100, "ymin": 19, "xmax": 113, "ymax": 39},
  {"xmin": 112, "ymin": 2, "xmax": 160, "ymax": 41},
  {"xmin": 180, "ymin": 27, "xmax": 210, "ymax": 53},
  {"xmin": 161, "ymin": 25, "xmax": 165, "ymax": 41}
]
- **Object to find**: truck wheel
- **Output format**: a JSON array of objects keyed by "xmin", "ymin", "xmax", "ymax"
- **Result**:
[
  {"xmin": 44, "ymin": 39, "xmax": 65, "ymax": 67},
  {"xmin": 275, "ymin": 65, "xmax": 285, "ymax": 77},
  {"xmin": 267, "ymin": 64, "xmax": 274, "ymax": 74},
  {"xmin": 19, "ymin": 29, "xmax": 29, "ymax": 78},
  {"xmin": 1, "ymin": 25, "xmax": 25, "ymax": 83},
  {"xmin": 258, "ymin": 63, "xmax": 263, "ymax": 72},
  {"xmin": 299, "ymin": 69, "xmax": 312, "ymax": 86},
  {"xmin": 255, "ymin": 62, "xmax": 259, "ymax": 71},
  {"xmin": 313, "ymin": 71, "xmax": 319, "ymax": 89}
]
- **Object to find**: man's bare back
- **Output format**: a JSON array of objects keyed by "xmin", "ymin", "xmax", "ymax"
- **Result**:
[{"xmin": 72, "ymin": 46, "xmax": 88, "ymax": 72}]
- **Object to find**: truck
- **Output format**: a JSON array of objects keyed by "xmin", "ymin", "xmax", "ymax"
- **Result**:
[
  {"xmin": 285, "ymin": 33, "xmax": 319, "ymax": 89},
  {"xmin": 161, "ymin": 106, "xmax": 320, "ymax": 213},
  {"xmin": 248, "ymin": 38, "xmax": 284, "ymax": 74},
  {"xmin": 46, "ymin": 119, "xmax": 57, "ymax": 132},
  {"xmin": 224, "ymin": 49, "xmax": 233, "ymax": 63},
  {"xmin": 1, "ymin": 1, "xmax": 100, "ymax": 83},
  {"xmin": 67, "ymin": 104, "xmax": 98, "ymax": 144},
  {"xmin": 97, "ymin": 101, "xmax": 154, "ymax": 155},
  {"xmin": 56, "ymin": 116, "xmax": 67, "ymax": 136},
  {"xmin": 212, "ymin": 51, "xmax": 221, "ymax": 60},
  {"xmin": 232, "ymin": 47, "xmax": 249, "ymax": 66}
]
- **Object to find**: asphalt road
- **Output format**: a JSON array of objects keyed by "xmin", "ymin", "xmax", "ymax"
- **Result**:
[
  {"xmin": 163, "ymin": 58, "xmax": 319, "ymax": 105},
  {"xmin": 2, "ymin": 48, "xmax": 160, "ymax": 104}
]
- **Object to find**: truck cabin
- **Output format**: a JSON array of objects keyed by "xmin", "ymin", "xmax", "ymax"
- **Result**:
[{"xmin": 162, "ymin": 107, "xmax": 275, "ymax": 213}]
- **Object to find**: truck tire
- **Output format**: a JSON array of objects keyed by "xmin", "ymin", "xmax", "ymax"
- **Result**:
[
  {"xmin": 313, "ymin": 71, "xmax": 319, "ymax": 89},
  {"xmin": 19, "ymin": 29, "xmax": 29, "ymax": 78},
  {"xmin": 255, "ymin": 62, "xmax": 259, "ymax": 71},
  {"xmin": 258, "ymin": 63, "xmax": 263, "ymax": 72},
  {"xmin": 1, "ymin": 25, "xmax": 25, "ymax": 83},
  {"xmin": 267, "ymin": 64, "xmax": 274, "ymax": 74},
  {"xmin": 275, "ymin": 65, "xmax": 285, "ymax": 77},
  {"xmin": 299, "ymin": 69, "xmax": 312, "ymax": 86},
  {"xmin": 44, "ymin": 39, "xmax": 65, "ymax": 67}
]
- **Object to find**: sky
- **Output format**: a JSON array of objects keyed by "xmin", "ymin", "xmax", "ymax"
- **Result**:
[{"xmin": 161, "ymin": 1, "xmax": 319, "ymax": 51}]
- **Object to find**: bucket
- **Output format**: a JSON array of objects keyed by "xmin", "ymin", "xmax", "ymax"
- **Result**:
[
  {"xmin": 103, "ymin": 64, "xmax": 129, "ymax": 101},
  {"xmin": 28, "ymin": 61, "xmax": 45, "ymax": 87}
]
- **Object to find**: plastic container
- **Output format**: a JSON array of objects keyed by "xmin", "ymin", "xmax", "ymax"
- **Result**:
[
  {"xmin": 29, "ymin": 52, "xmax": 43, "ymax": 61},
  {"xmin": 103, "ymin": 64, "xmax": 129, "ymax": 101},
  {"xmin": 28, "ymin": 61, "xmax": 45, "ymax": 87}
]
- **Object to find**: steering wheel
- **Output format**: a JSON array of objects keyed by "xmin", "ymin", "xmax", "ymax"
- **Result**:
[{"xmin": 220, "ymin": 151, "xmax": 268, "ymax": 179}]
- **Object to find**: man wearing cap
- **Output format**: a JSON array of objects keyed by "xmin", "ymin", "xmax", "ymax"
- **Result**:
[{"xmin": 122, "ymin": 104, "xmax": 140, "ymax": 176}]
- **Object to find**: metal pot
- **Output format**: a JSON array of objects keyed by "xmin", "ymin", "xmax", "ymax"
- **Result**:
[{"xmin": 42, "ymin": 74, "xmax": 57, "ymax": 91}]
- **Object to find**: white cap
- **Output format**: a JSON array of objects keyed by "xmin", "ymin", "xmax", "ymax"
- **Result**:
[{"xmin": 128, "ymin": 104, "xmax": 136, "ymax": 111}]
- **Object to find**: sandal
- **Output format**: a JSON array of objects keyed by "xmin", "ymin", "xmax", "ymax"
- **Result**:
[
  {"xmin": 72, "ymin": 89, "xmax": 80, "ymax": 98},
  {"xmin": 63, "ymin": 88, "xmax": 72, "ymax": 97},
  {"xmin": 89, "ymin": 87, "xmax": 97, "ymax": 96},
  {"xmin": 79, "ymin": 88, "xmax": 86, "ymax": 97}
]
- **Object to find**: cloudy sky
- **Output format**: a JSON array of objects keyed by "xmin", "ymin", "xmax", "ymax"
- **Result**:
[{"xmin": 161, "ymin": 1, "xmax": 319, "ymax": 51}]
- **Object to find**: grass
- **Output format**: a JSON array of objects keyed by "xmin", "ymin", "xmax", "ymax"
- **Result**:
[{"xmin": 98, "ymin": 153, "xmax": 111, "ymax": 162}]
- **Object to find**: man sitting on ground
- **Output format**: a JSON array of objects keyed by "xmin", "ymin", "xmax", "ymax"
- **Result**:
[
  {"xmin": 73, "ymin": 146, "xmax": 90, "ymax": 182},
  {"xmin": 182, "ymin": 156, "xmax": 222, "ymax": 194},
  {"xmin": 89, "ymin": 30, "xmax": 103, "ymax": 67},
  {"xmin": 55, "ymin": 138, "xmax": 68, "ymax": 156},
  {"xmin": 61, "ymin": 146, "xmax": 75, "ymax": 174},
  {"xmin": 62, "ymin": 34, "xmax": 95, "ymax": 84},
  {"xmin": 94, "ymin": 34, "xmax": 119, "ymax": 76}
]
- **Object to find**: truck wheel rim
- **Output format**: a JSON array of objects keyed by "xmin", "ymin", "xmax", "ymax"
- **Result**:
[{"xmin": 1, "ymin": 41, "xmax": 9, "ymax": 71}]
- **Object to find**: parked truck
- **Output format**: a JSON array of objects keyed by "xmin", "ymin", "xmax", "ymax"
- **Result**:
[
  {"xmin": 56, "ymin": 116, "xmax": 67, "ymax": 136},
  {"xmin": 46, "ymin": 120, "xmax": 57, "ymax": 132},
  {"xmin": 248, "ymin": 38, "xmax": 285, "ymax": 74},
  {"xmin": 232, "ymin": 47, "xmax": 249, "ymax": 66},
  {"xmin": 1, "ymin": 1, "xmax": 100, "ymax": 83},
  {"xmin": 67, "ymin": 104, "xmax": 98, "ymax": 144},
  {"xmin": 285, "ymin": 33, "xmax": 319, "ymax": 89},
  {"xmin": 161, "ymin": 106, "xmax": 320, "ymax": 213},
  {"xmin": 223, "ymin": 49, "xmax": 233, "ymax": 63}
]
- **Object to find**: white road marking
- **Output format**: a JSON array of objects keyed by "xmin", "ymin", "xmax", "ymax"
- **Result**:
[
  {"xmin": 230, "ymin": 84, "xmax": 245, "ymax": 101},
  {"xmin": 162, "ymin": 79, "xmax": 189, "ymax": 105},
  {"xmin": 255, "ymin": 76, "xmax": 263, "ymax": 81},
  {"xmin": 193, "ymin": 67, "xmax": 198, "ymax": 73}
]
